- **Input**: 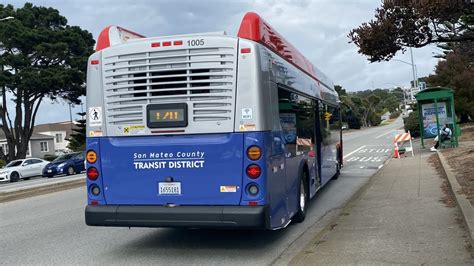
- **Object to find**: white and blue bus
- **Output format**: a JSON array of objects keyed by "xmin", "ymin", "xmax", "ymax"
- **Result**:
[{"xmin": 85, "ymin": 12, "xmax": 342, "ymax": 230}]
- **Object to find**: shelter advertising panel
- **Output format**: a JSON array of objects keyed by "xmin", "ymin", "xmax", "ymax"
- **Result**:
[{"xmin": 421, "ymin": 102, "xmax": 447, "ymax": 138}]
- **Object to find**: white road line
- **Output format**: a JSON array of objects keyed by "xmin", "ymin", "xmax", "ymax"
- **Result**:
[
  {"xmin": 375, "ymin": 130, "xmax": 396, "ymax": 139},
  {"xmin": 343, "ymin": 145, "xmax": 366, "ymax": 159}
]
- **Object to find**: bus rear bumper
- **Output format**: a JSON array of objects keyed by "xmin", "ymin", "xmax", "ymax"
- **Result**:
[{"xmin": 85, "ymin": 205, "xmax": 268, "ymax": 229}]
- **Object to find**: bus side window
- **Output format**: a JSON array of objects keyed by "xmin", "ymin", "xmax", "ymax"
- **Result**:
[
  {"xmin": 319, "ymin": 103, "xmax": 330, "ymax": 145},
  {"xmin": 320, "ymin": 104, "xmax": 340, "ymax": 145},
  {"xmin": 295, "ymin": 97, "xmax": 315, "ymax": 156},
  {"xmin": 277, "ymin": 87, "xmax": 316, "ymax": 157},
  {"xmin": 278, "ymin": 88, "xmax": 296, "ymax": 157}
]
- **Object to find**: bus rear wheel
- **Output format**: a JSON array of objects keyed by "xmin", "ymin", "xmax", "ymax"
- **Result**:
[
  {"xmin": 332, "ymin": 162, "xmax": 341, "ymax": 180},
  {"xmin": 293, "ymin": 172, "xmax": 308, "ymax": 223}
]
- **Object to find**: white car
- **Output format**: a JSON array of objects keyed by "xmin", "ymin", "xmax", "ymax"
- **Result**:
[{"xmin": 0, "ymin": 158, "xmax": 50, "ymax": 183}]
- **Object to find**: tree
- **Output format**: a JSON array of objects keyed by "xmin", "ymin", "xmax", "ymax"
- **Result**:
[
  {"xmin": 349, "ymin": 0, "xmax": 473, "ymax": 62},
  {"xmin": 67, "ymin": 112, "xmax": 86, "ymax": 151},
  {"xmin": 361, "ymin": 94, "xmax": 381, "ymax": 127},
  {"xmin": 0, "ymin": 3, "xmax": 94, "ymax": 160},
  {"xmin": 426, "ymin": 42, "xmax": 474, "ymax": 122},
  {"xmin": 334, "ymin": 85, "xmax": 347, "ymax": 96}
]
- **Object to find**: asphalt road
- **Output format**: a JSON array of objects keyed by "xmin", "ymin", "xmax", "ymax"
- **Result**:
[{"xmin": 1, "ymin": 119, "xmax": 404, "ymax": 265}]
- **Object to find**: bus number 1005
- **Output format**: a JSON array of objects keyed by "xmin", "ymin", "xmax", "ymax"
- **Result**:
[{"xmin": 187, "ymin": 39, "xmax": 204, "ymax": 46}]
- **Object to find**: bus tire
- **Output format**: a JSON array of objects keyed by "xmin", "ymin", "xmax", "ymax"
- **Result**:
[
  {"xmin": 332, "ymin": 163, "xmax": 341, "ymax": 180},
  {"xmin": 332, "ymin": 147, "xmax": 342, "ymax": 180},
  {"xmin": 293, "ymin": 172, "xmax": 308, "ymax": 223}
]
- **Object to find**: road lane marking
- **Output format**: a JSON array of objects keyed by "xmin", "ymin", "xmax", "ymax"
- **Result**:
[
  {"xmin": 343, "ymin": 145, "xmax": 366, "ymax": 159},
  {"xmin": 375, "ymin": 130, "xmax": 396, "ymax": 139}
]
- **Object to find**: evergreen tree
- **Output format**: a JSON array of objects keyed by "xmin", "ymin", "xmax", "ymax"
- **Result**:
[
  {"xmin": 0, "ymin": 3, "xmax": 94, "ymax": 160},
  {"xmin": 67, "ymin": 112, "xmax": 86, "ymax": 151}
]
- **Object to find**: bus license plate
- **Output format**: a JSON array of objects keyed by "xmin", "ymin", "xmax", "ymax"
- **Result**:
[{"xmin": 158, "ymin": 182, "xmax": 181, "ymax": 195}]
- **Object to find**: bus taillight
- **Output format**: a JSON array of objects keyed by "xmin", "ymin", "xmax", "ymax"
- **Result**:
[
  {"xmin": 247, "ymin": 184, "xmax": 259, "ymax": 196},
  {"xmin": 86, "ymin": 150, "xmax": 97, "ymax": 164},
  {"xmin": 246, "ymin": 164, "xmax": 261, "ymax": 179},
  {"xmin": 87, "ymin": 167, "xmax": 99, "ymax": 181},
  {"xmin": 246, "ymin": 145, "xmax": 262, "ymax": 160},
  {"xmin": 90, "ymin": 185, "xmax": 101, "ymax": 196}
]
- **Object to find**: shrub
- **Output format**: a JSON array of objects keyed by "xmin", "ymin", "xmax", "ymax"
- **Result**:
[
  {"xmin": 0, "ymin": 159, "xmax": 6, "ymax": 168},
  {"xmin": 43, "ymin": 154, "xmax": 59, "ymax": 161},
  {"xmin": 347, "ymin": 116, "xmax": 361, "ymax": 129},
  {"xmin": 369, "ymin": 113, "xmax": 382, "ymax": 126},
  {"xmin": 403, "ymin": 111, "xmax": 420, "ymax": 137},
  {"xmin": 389, "ymin": 111, "xmax": 401, "ymax": 119}
]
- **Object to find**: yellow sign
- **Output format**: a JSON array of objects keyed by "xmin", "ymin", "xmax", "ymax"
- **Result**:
[{"xmin": 324, "ymin": 112, "xmax": 332, "ymax": 121}]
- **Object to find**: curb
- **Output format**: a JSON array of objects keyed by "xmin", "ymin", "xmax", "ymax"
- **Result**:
[
  {"xmin": 0, "ymin": 178, "xmax": 86, "ymax": 203},
  {"xmin": 437, "ymin": 151, "xmax": 474, "ymax": 245}
]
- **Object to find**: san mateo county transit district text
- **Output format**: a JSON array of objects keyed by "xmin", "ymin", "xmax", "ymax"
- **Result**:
[{"xmin": 133, "ymin": 151, "xmax": 205, "ymax": 170}]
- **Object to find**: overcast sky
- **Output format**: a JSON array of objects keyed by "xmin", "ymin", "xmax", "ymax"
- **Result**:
[{"xmin": 6, "ymin": 0, "xmax": 442, "ymax": 124}]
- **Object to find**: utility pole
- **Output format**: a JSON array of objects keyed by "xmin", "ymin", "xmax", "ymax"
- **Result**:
[
  {"xmin": 409, "ymin": 47, "xmax": 418, "ymax": 92},
  {"xmin": 69, "ymin": 103, "xmax": 73, "ymax": 129},
  {"xmin": 392, "ymin": 55, "xmax": 418, "ymax": 104}
]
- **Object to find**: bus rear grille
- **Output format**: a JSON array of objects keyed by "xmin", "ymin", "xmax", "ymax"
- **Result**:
[{"xmin": 103, "ymin": 47, "xmax": 236, "ymax": 125}]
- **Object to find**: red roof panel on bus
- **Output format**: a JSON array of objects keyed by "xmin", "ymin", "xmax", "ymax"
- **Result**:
[
  {"xmin": 96, "ymin": 26, "xmax": 146, "ymax": 52},
  {"xmin": 237, "ymin": 12, "xmax": 320, "ymax": 83}
]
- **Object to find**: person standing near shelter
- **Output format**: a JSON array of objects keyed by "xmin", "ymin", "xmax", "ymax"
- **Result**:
[{"xmin": 431, "ymin": 124, "xmax": 452, "ymax": 151}]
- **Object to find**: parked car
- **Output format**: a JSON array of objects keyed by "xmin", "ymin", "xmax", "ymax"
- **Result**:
[
  {"xmin": 42, "ymin": 152, "xmax": 85, "ymax": 178},
  {"xmin": 0, "ymin": 158, "xmax": 50, "ymax": 183}
]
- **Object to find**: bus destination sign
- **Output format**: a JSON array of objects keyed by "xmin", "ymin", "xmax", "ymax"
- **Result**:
[{"xmin": 147, "ymin": 103, "xmax": 188, "ymax": 128}]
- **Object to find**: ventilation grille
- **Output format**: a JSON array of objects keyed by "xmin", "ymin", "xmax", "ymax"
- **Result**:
[{"xmin": 103, "ymin": 47, "xmax": 236, "ymax": 125}]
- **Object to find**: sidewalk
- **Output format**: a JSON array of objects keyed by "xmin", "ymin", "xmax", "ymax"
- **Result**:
[{"xmin": 291, "ymin": 145, "xmax": 473, "ymax": 264}]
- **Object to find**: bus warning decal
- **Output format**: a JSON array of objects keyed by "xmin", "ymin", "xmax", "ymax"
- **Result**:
[
  {"xmin": 89, "ymin": 107, "xmax": 102, "ymax": 126},
  {"xmin": 220, "ymin": 186, "xmax": 237, "ymax": 192}
]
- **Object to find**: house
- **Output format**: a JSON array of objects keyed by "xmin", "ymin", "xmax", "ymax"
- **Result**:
[
  {"xmin": 33, "ymin": 121, "xmax": 78, "ymax": 154},
  {"xmin": 0, "ymin": 131, "xmax": 55, "ymax": 159},
  {"xmin": 380, "ymin": 111, "xmax": 390, "ymax": 121},
  {"xmin": 0, "ymin": 121, "xmax": 78, "ymax": 159}
]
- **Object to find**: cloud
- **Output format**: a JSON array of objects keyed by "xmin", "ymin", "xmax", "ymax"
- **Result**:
[{"xmin": 5, "ymin": 0, "xmax": 441, "ymax": 124}]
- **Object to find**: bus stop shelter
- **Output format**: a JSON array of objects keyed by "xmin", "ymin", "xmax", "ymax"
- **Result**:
[{"xmin": 415, "ymin": 87, "xmax": 458, "ymax": 148}]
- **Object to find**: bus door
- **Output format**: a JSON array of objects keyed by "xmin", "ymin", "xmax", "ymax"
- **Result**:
[
  {"xmin": 318, "ymin": 102, "xmax": 339, "ymax": 185},
  {"xmin": 267, "ymin": 84, "xmax": 289, "ymax": 228},
  {"xmin": 278, "ymin": 87, "xmax": 318, "ymax": 220}
]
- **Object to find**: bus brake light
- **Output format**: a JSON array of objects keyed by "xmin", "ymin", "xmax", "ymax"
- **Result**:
[
  {"xmin": 87, "ymin": 167, "xmax": 99, "ymax": 181},
  {"xmin": 241, "ymin": 48, "xmax": 251, "ymax": 53},
  {"xmin": 246, "ymin": 164, "xmax": 261, "ymax": 179}
]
